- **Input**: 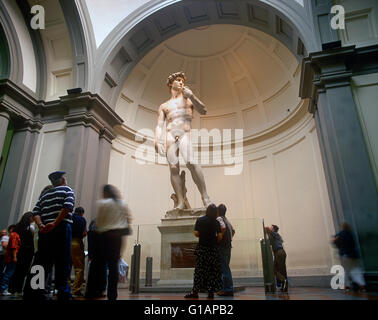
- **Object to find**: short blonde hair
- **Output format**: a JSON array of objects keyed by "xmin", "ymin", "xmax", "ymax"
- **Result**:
[{"xmin": 166, "ymin": 71, "xmax": 186, "ymax": 87}]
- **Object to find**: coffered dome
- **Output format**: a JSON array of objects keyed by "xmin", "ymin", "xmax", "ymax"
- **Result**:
[{"xmin": 115, "ymin": 24, "xmax": 305, "ymax": 142}]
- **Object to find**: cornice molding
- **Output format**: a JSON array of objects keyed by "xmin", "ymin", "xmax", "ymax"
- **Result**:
[
  {"xmin": 0, "ymin": 79, "xmax": 123, "ymax": 140},
  {"xmin": 299, "ymin": 44, "xmax": 378, "ymax": 114},
  {"xmin": 60, "ymin": 92, "xmax": 123, "ymax": 132}
]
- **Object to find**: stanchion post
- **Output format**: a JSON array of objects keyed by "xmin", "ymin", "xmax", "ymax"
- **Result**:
[
  {"xmin": 129, "ymin": 253, "xmax": 135, "ymax": 292},
  {"xmin": 133, "ymin": 244, "xmax": 141, "ymax": 293},
  {"xmin": 145, "ymin": 257, "xmax": 153, "ymax": 287}
]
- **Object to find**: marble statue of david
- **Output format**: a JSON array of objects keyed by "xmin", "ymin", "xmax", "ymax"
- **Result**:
[{"xmin": 154, "ymin": 71, "xmax": 212, "ymax": 210}]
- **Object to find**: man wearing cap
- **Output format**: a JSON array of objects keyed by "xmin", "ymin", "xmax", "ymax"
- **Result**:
[{"xmin": 27, "ymin": 171, "xmax": 75, "ymax": 300}]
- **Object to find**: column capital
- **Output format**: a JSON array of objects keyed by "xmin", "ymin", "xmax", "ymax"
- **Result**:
[
  {"xmin": 99, "ymin": 127, "xmax": 116, "ymax": 143},
  {"xmin": 299, "ymin": 44, "xmax": 378, "ymax": 114},
  {"xmin": 14, "ymin": 118, "xmax": 43, "ymax": 133},
  {"xmin": 60, "ymin": 92, "xmax": 123, "ymax": 141},
  {"xmin": 0, "ymin": 110, "xmax": 10, "ymax": 120},
  {"xmin": 0, "ymin": 79, "xmax": 42, "ymax": 120}
]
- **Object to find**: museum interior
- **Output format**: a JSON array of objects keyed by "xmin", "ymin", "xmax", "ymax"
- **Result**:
[{"xmin": 0, "ymin": 0, "xmax": 377, "ymax": 298}]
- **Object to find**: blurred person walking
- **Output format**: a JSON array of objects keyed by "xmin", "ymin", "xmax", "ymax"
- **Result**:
[
  {"xmin": 332, "ymin": 222, "xmax": 366, "ymax": 292},
  {"xmin": 86, "ymin": 185, "xmax": 131, "ymax": 301},
  {"xmin": 185, "ymin": 204, "xmax": 223, "ymax": 299}
]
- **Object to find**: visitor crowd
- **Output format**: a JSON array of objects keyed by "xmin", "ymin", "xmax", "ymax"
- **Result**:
[
  {"xmin": 0, "ymin": 170, "xmax": 131, "ymax": 301},
  {"xmin": 0, "ymin": 170, "xmax": 367, "ymax": 300}
]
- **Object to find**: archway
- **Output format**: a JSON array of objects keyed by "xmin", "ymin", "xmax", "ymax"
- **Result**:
[
  {"xmin": 106, "ymin": 9, "xmax": 336, "ymax": 282},
  {"xmin": 94, "ymin": 0, "xmax": 319, "ymax": 107}
]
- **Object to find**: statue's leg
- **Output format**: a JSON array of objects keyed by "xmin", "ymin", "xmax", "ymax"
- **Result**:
[
  {"xmin": 180, "ymin": 133, "xmax": 211, "ymax": 207},
  {"xmin": 167, "ymin": 136, "xmax": 185, "ymax": 209}
]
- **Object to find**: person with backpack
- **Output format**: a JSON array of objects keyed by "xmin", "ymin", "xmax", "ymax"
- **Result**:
[{"xmin": 216, "ymin": 204, "xmax": 235, "ymax": 297}]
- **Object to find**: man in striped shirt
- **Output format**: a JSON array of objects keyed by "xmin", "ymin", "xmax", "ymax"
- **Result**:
[{"xmin": 28, "ymin": 171, "xmax": 75, "ymax": 300}]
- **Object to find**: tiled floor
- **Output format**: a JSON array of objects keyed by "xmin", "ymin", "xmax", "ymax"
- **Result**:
[
  {"xmin": 2, "ymin": 287, "xmax": 377, "ymax": 301},
  {"xmin": 113, "ymin": 287, "xmax": 378, "ymax": 300}
]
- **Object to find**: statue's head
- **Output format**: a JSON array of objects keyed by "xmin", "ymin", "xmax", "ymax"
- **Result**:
[{"xmin": 167, "ymin": 71, "xmax": 186, "ymax": 91}]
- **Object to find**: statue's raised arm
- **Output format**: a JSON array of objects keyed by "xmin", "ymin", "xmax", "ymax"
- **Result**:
[{"xmin": 182, "ymin": 86, "xmax": 207, "ymax": 115}]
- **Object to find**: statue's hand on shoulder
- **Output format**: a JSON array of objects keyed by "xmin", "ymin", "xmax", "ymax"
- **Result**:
[{"xmin": 182, "ymin": 86, "xmax": 193, "ymax": 99}]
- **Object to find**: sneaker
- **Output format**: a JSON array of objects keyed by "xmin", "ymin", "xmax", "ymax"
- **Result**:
[{"xmin": 0, "ymin": 290, "xmax": 11, "ymax": 296}]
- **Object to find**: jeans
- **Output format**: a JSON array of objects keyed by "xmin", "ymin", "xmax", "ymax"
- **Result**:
[
  {"xmin": 219, "ymin": 246, "xmax": 234, "ymax": 292},
  {"xmin": 0, "ymin": 262, "xmax": 16, "ymax": 292}
]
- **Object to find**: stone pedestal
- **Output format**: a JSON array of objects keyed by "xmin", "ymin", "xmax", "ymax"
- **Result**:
[{"xmin": 157, "ymin": 208, "xmax": 205, "ymax": 285}]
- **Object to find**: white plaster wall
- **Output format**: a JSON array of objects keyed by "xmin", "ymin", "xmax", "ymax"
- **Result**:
[
  {"xmin": 109, "ymin": 115, "xmax": 336, "ymax": 278},
  {"xmin": 22, "ymin": 121, "xmax": 67, "ymax": 216},
  {"xmin": 351, "ymin": 73, "xmax": 378, "ymax": 188},
  {"xmin": 3, "ymin": 0, "xmax": 37, "ymax": 92}
]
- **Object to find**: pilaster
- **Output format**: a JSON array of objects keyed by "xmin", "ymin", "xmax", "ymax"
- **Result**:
[
  {"xmin": 60, "ymin": 92, "xmax": 122, "ymax": 221},
  {"xmin": 300, "ymin": 44, "xmax": 378, "ymax": 285},
  {"xmin": 0, "ymin": 118, "xmax": 42, "ymax": 226}
]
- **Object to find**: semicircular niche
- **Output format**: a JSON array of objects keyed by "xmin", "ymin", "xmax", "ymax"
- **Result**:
[{"xmin": 115, "ymin": 24, "xmax": 305, "ymax": 144}]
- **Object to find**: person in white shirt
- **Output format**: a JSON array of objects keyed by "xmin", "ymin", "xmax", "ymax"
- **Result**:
[{"xmin": 86, "ymin": 184, "xmax": 131, "ymax": 301}]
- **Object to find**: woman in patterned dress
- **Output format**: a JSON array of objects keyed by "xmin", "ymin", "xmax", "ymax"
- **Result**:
[{"xmin": 185, "ymin": 204, "xmax": 223, "ymax": 299}]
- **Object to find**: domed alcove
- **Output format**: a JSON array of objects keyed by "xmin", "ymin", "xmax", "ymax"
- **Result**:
[
  {"xmin": 115, "ymin": 24, "xmax": 303, "ymax": 142},
  {"xmin": 109, "ymin": 24, "xmax": 335, "ymax": 279}
]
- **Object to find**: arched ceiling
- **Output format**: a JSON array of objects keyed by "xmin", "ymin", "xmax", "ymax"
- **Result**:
[
  {"xmin": 116, "ymin": 24, "xmax": 306, "ymax": 143},
  {"xmin": 95, "ymin": 0, "xmax": 316, "ymax": 108}
]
